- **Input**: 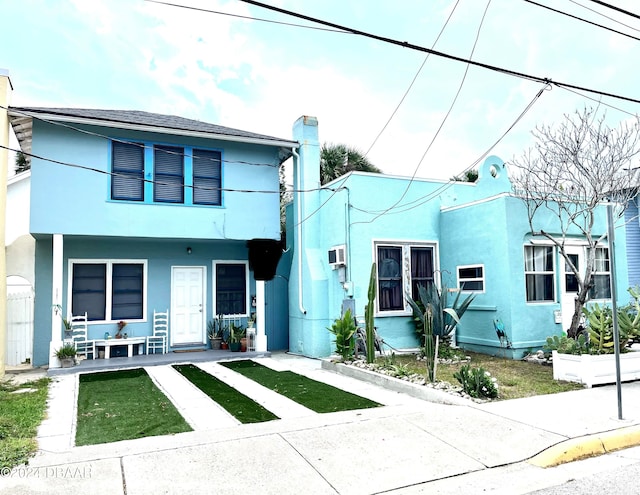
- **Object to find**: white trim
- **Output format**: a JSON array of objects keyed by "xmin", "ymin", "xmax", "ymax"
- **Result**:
[
  {"xmin": 440, "ymin": 192, "xmax": 511, "ymax": 212},
  {"xmin": 523, "ymin": 245, "xmax": 556, "ymax": 303},
  {"xmin": 212, "ymin": 260, "xmax": 250, "ymax": 317},
  {"xmin": 372, "ymin": 240, "xmax": 439, "ymax": 316},
  {"xmin": 67, "ymin": 258, "xmax": 148, "ymax": 324}
]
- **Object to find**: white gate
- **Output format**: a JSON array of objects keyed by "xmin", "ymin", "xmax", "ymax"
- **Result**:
[{"xmin": 6, "ymin": 289, "xmax": 34, "ymax": 366}]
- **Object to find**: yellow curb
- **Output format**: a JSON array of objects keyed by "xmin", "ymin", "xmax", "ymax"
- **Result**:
[{"xmin": 529, "ymin": 425, "xmax": 640, "ymax": 468}]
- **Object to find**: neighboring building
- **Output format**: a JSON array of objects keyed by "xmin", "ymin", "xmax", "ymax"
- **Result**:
[
  {"xmin": 624, "ymin": 195, "xmax": 640, "ymax": 289},
  {"xmin": 286, "ymin": 117, "xmax": 629, "ymax": 359},
  {"xmin": 7, "ymin": 105, "xmax": 298, "ymax": 367}
]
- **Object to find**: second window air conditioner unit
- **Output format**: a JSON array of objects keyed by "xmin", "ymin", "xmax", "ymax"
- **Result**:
[{"xmin": 328, "ymin": 245, "xmax": 346, "ymax": 268}]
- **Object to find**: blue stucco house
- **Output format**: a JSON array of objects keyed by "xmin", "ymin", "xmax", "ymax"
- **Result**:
[
  {"xmin": 286, "ymin": 117, "xmax": 630, "ymax": 359},
  {"xmin": 8, "ymin": 105, "xmax": 298, "ymax": 367}
]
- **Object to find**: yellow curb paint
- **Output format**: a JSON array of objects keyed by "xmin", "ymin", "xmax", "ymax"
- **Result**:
[
  {"xmin": 529, "ymin": 425, "xmax": 640, "ymax": 468},
  {"xmin": 529, "ymin": 437, "xmax": 605, "ymax": 468},
  {"xmin": 600, "ymin": 426, "xmax": 640, "ymax": 453}
]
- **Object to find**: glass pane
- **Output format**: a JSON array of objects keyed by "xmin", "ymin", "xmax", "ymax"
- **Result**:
[
  {"xmin": 72, "ymin": 264, "xmax": 106, "ymax": 321},
  {"xmin": 216, "ymin": 264, "xmax": 247, "ymax": 315},
  {"xmin": 378, "ymin": 247, "xmax": 403, "ymax": 311},
  {"xmin": 112, "ymin": 264, "xmax": 143, "ymax": 320},
  {"xmin": 526, "ymin": 274, "xmax": 554, "ymax": 301},
  {"xmin": 590, "ymin": 274, "xmax": 611, "ymax": 299},
  {"xmin": 459, "ymin": 266, "xmax": 483, "ymax": 279},
  {"xmin": 460, "ymin": 280, "xmax": 483, "ymax": 291}
]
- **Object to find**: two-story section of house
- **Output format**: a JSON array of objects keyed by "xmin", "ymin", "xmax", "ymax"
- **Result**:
[{"xmin": 8, "ymin": 105, "xmax": 298, "ymax": 367}]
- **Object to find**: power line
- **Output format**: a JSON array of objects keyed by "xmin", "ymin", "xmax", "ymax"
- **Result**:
[
  {"xmin": 350, "ymin": 83, "xmax": 548, "ymax": 219},
  {"xmin": 237, "ymin": 0, "xmax": 640, "ymax": 105},
  {"xmin": 144, "ymin": 0, "xmax": 350, "ymax": 33},
  {"xmin": 364, "ymin": 0, "xmax": 462, "ymax": 157},
  {"xmin": 5, "ymin": 106, "xmax": 283, "ymax": 168},
  {"xmin": 524, "ymin": 0, "xmax": 640, "ymax": 42},
  {"xmin": 1, "ymin": 145, "xmax": 338, "ymax": 195},
  {"xmin": 585, "ymin": 0, "xmax": 640, "ymax": 21},
  {"xmin": 361, "ymin": 0, "xmax": 494, "ymax": 225},
  {"xmin": 568, "ymin": 0, "xmax": 640, "ymax": 32}
]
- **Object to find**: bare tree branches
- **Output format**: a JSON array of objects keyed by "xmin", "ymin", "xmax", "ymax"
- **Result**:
[{"xmin": 511, "ymin": 106, "xmax": 640, "ymax": 336}]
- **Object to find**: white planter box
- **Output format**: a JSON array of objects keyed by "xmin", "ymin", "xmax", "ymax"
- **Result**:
[{"xmin": 552, "ymin": 350, "xmax": 640, "ymax": 388}]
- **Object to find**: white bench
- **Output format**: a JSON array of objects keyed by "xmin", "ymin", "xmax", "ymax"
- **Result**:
[{"xmin": 94, "ymin": 337, "xmax": 146, "ymax": 359}]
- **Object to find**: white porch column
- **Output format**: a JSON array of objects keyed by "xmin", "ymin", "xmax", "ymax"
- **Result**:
[
  {"xmin": 49, "ymin": 233, "xmax": 64, "ymax": 368},
  {"xmin": 255, "ymin": 280, "xmax": 267, "ymax": 352}
]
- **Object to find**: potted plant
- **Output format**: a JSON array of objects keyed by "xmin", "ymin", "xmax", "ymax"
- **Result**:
[
  {"xmin": 229, "ymin": 323, "xmax": 245, "ymax": 352},
  {"xmin": 54, "ymin": 343, "xmax": 77, "ymax": 368},
  {"xmin": 115, "ymin": 320, "xmax": 127, "ymax": 339},
  {"xmin": 62, "ymin": 316, "xmax": 72, "ymax": 339},
  {"xmin": 546, "ymin": 287, "xmax": 640, "ymax": 387},
  {"xmin": 207, "ymin": 316, "xmax": 224, "ymax": 350}
]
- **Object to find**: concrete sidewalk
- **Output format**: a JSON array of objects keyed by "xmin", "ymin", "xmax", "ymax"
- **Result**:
[{"xmin": 2, "ymin": 353, "xmax": 640, "ymax": 494}]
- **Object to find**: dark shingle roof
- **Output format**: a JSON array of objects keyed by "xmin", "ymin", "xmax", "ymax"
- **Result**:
[{"xmin": 10, "ymin": 106, "xmax": 297, "ymax": 145}]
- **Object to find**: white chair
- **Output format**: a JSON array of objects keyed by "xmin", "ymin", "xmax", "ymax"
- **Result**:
[
  {"xmin": 147, "ymin": 310, "xmax": 169, "ymax": 354},
  {"xmin": 71, "ymin": 312, "xmax": 95, "ymax": 360}
]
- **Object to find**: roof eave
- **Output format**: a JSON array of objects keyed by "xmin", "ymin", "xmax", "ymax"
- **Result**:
[{"xmin": 9, "ymin": 109, "xmax": 299, "ymax": 163}]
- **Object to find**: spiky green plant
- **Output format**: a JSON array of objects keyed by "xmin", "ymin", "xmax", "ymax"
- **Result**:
[
  {"xmin": 327, "ymin": 309, "xmax": 356, "ymax": 361},
  {"xmin": 365, "ymin": 263, "xmax": 377, "ymax": 364},
  {"xmin": 411, "ymin": 283, "xmax": 476, "ymax": 343}
]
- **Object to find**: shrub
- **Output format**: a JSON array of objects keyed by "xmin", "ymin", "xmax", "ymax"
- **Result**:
[
  {"xmin": 453, "ymin": 364, "xmax": 498, "ymax": 399},
  {"xmin": 327, "ymin": 309, "xmax": 356, "ymax": 361}
]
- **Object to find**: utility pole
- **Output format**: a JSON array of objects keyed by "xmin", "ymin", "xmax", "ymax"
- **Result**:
[{"xmin": 0, "ymin": 69, "xmax": 13, "ymax": 379}]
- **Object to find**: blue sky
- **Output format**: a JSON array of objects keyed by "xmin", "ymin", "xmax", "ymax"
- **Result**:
[{"xmin": 3, "ymin": 0, "xmax": 640, "ymax": 180}]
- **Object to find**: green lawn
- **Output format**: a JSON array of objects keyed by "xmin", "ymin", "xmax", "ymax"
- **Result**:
[
  {"xmin": 221, "ymin": 360, "xmax": 381, "ymax": 413},
  {"xmin": 76, "ymin": 368, "xmax": 191, "ymax": 446},
  {"xmin": 173, "ymin": 364, "xmax": 279, "ymax": 423},
  {"xmin": 382, "ymin": 352, "xmax": 584, "ymax": 400},
  {"xmin": 0, "ymin": 377, "xmax": 50, "ymax": 469}
]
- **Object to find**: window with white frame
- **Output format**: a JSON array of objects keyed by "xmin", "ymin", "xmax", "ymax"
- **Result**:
[
  {"xmin": 376, "ymin": 243, "xmax": 435, "ymax": 312},
  {"xmin": 214, "ymin": 262, "xmax": 249, "ymax": 315},
  {"xmin": 458, "ymin": 265, "xmax": 484, "ymax": 292},
  {"xmin": 590, "ymin": 247, "xmax": 611, "ymax": 299},
  {"xmin": 70, "ymin": 260, "xmax": 147, "ymax": 321},
  {"xmin": 524, "ymin": 245, "xmax": 555, "ymax": 302}
]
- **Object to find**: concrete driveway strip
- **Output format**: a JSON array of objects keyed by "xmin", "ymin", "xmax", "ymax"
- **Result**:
[{"xmin": 145, "ymin": 365, "xmax": 239, "ymax": 431}]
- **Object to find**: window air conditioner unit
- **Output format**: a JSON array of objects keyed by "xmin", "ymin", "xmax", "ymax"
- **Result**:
[{"xmin": 328, "ymin": 245, "xmax": 346, "ymax": 268}]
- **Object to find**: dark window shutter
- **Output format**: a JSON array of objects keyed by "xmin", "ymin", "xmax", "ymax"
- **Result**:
[
  {"xmin": 154, "ymin": 145, "xmax": 184, "ymax": 203},
  {"xmin": 112, "ymin": 141, "xmax": 144, "ymax": 201},
  {"xmin": 193, "ymin": 149, "xmax": 222, "ymax": 205}
]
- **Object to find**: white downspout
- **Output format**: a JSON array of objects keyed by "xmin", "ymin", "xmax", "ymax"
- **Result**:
[{"xmin": 292, "ymin": 148, "xmax": 306, "ymax": 314}]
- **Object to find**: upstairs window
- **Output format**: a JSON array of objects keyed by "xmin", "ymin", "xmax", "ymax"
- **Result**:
[
  {"xmin": 111, "ymin": 141, "xmax": 144, "ymax": 201},
  {"xmin": 193, "ymin": 149, "xmax": 222, "ymax": 205},
  {"xmin": 524, "ymin": 245, "xmax": 555, "ymax": 302},
  {"xmin": 154, "ymin": 145, "xmax": 184, "ymax": 203}
]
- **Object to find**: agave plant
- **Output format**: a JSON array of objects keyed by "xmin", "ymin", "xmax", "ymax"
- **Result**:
[{"xmin": 411, "ymin": 283, "xmax": 476, "ymax": 341}]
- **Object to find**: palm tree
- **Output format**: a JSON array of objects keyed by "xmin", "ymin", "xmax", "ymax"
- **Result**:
[{"xmin": 320, "ymin": 143, "xmax": 381, "ymax": 185}]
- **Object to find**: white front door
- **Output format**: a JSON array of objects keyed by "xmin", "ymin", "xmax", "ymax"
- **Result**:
[
  {"xmin": 171, "ymin": 266, "xmax": 206, "ymax": 346},
  {"xmin": 561, "ymin": 246, "xmax": 584, "ymax": 332}
]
